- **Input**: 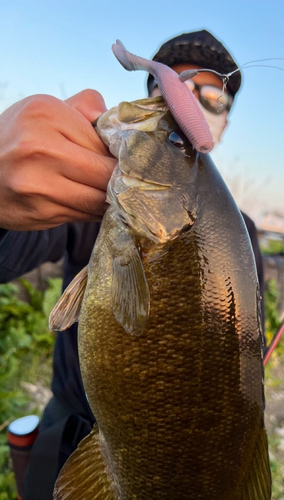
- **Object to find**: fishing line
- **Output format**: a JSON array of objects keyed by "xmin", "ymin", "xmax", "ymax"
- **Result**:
[
  {"xmin": 217, "ymin": 75, "xmax": 229, "ymax": 112},
  {"xmin": 237, "ymin": 56, "xmax": 284, "ymax": 68},
  {"xmin": 227, "ymin": 64, "xmax": 284, "ymax": 78},
  {"xmin": 192, "ymin": 58, "xmax": 284, "ymax": 113}
]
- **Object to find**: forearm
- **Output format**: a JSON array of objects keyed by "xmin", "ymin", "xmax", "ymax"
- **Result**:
[{"xmin": 0, "ymin": 226, "xmax": 67, "ymax": 283}]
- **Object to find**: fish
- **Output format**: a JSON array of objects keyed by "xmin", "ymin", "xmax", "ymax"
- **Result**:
[{"xmin": 50, "ymin": 96, "xmax": 271, "ymax": 500}]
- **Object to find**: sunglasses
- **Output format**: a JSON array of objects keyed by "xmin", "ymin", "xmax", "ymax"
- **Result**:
[{"xmin": 184, "ymin": 80, "xmax": 233, "ymax": 114}]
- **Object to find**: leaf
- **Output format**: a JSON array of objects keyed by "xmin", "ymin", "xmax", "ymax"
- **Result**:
[{"xmin": 19, "ymin": 278, "xmax": 44, "ymax": 311}]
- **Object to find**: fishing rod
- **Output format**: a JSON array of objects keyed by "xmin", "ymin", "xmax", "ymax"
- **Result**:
[{"xmin": 264, "ymin": 320, "xmax": 284, "ymax": 367}]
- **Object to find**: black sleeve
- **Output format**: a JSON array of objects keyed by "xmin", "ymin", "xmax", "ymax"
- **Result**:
[
  {"xmin": 0, "ymin": 225, "xmax": 68, "ymax": 283},
  {"xmin": 241, "ymin": 212, "xmax": 266, "ymax": 351}
]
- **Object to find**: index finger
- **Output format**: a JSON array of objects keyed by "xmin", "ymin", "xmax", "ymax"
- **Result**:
[
  {"xmin": 64, "ymin": 90, "xmax": 112, "ymax": 156},
  {"xmin": 65, "ymin": 89, "xmax": 106, "ymax": 123}
]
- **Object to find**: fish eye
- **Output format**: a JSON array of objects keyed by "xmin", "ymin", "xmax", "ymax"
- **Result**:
[{"xmin": 168, "ymin": 131, "xmax": 185, "ymax": 149}]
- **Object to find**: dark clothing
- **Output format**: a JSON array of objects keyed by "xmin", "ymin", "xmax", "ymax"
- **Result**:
[
  {"xmin": 0, "ymin": 213, "xmax": 265, "ymax": 499},
  {"xmin": 0, "ymin": 222, "xmax": 100, "ymax": 499},
  {"xmin": 23, "ymin": 396, "xmax": 93, "ymax": 500},
  {"xmin": 0, "ymin": 222, "xmax": 100, "ymax": 418}
]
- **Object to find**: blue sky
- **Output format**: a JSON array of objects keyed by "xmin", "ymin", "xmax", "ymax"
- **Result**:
[{"xmin": 0, "ymin": 0, "xmax": 283, "ymax": 217}]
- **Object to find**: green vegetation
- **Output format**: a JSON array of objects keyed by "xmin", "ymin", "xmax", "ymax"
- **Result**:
[
  {"xmin": 264, "ymin": 279, "xmax": 284, "ymax": 499},
  {"xmin": 0, "ymin": 278, "xmax": 62, "ymax": 500},
  {"xmin": 265, "ymin": 279, "xmax": 282, "ymax": 342},
  {"xmin": 261, "ymin": 238, "xmax": 284, "ymax": 256},
  {"xmin": 0, "ymin": 277, "xmax": 283, "ymax": 498}
]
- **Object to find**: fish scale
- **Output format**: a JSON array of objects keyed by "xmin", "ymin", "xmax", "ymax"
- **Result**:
[{"xmin": 78, "ymin": 227, "xmax": 260, "ymax": 499}]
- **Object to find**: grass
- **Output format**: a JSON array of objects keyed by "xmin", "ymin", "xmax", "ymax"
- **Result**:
[{"xmin": 0, "ymin": 278, "xmax": 62, "ymax": 500}]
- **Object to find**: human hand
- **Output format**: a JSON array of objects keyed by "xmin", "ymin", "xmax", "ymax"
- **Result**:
[{"xmin": 0, "ymin": 89, "xmax": 117, "ymax": 231}]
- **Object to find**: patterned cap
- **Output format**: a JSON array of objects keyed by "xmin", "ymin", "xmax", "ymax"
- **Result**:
[{"xmin": 147, "ymin": 30, "xmax": 241, "ymax": 98}]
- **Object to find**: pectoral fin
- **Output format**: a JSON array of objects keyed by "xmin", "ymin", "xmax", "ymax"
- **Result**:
[
  {"xmin": 49, "ymin": 266, "xmax": 88, "ymax": 331},
  {"xmin": 239, "ymin": 428, "xmax": 271, "ymax": 500},
  {"xmin": 112, "ymin": 242, "xmax": 150, "ymax": 336},
  {"xmin": 53, "ymin": 426, "xmax": 116, "ymax": 500}
]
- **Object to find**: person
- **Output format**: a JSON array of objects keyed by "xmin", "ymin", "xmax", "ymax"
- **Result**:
[{"xmin": 0, "ymin": 29, "xmax": 265, "ymax": 500}]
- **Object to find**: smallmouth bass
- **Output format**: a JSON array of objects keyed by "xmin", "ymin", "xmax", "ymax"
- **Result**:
[{"xmin": 51, "ymin": 96, "xmax": 271, "ymax": 499}]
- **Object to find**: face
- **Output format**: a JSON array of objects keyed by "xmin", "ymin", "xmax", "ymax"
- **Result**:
[{"xmin": 150, "ymin": 63, "xmax": 231, "ymax": 147}]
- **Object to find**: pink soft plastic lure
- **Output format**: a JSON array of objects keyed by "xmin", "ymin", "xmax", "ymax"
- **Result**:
[{"xmin": 112, "ymin": 40, "xmax": 214, "ymax": 153}]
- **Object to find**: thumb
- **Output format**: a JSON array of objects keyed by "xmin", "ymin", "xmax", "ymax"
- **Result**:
[{"xmin": 65, "ymin": 89, "xmax": 107, "ymax": 122}]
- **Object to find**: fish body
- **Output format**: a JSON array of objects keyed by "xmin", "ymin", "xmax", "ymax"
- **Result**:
[{"xmin": 52, "ymin": 97, "xmax": 271, "ymax": 499}]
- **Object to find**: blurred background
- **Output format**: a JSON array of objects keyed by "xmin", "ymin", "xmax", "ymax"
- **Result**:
[{"xmin": 0, "ymin": 0, "xmax": 283, "ymax": 498}]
